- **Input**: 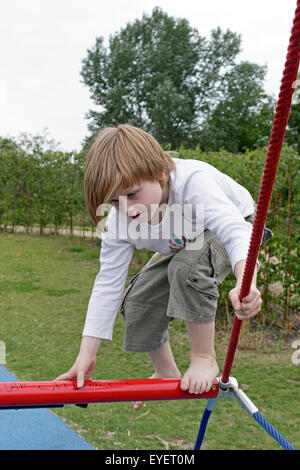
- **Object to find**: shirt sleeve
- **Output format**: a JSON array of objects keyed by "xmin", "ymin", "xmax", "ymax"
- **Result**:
[
  {"xmin": 184, "ymin": 171, "xmax": 256, "ymax": 272},
  {"xmin": 82, "ymin": 232, "xmax": 134, "ymax": 341}
]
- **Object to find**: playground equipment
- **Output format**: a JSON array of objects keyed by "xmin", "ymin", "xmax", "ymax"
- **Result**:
[
  {"xmin": 0, "ymin": 376, "xmax": 295, "ymax": 450},
  {"xmin": 1, "ymin": 0, "xmax": 299, "ymax": 451}
]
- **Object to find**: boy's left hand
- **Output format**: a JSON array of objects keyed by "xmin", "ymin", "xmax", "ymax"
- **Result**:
[{"xmin": 229, "ymin": 284, "xmax": 262, "ymax": 320}]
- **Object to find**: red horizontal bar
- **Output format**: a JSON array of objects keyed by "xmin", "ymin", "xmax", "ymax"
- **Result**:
[{"xmin": 0, "ymin": 379, "xmax": 218, "ymax": 408}]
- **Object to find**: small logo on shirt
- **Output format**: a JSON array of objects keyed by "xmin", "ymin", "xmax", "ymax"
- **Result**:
[{"xmin": 169, "ymin": 234, "xmax": 187, "ymax": 252}]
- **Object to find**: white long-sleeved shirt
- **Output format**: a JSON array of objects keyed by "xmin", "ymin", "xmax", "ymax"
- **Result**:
[{"xmin": 82, "ymin": 158, "xmax": 256, "ymax": 340}]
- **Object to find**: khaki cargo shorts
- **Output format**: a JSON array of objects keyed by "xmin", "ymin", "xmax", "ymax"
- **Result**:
[{"xmin": 120, "ymin": 213, "xmax": 273, "ymax": 353}]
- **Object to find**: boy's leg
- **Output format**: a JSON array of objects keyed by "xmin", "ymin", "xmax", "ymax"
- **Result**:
[
  {"xmin": 180, "ymin": 321, "xmax": 219, "ymax": 394},
  {"xmin": 120, "ymin": 252, "xmax": 175, "ymax": 353},
  {"xmin": 132, "ymin": 341, "xmax": 182, "ymax": 410},
  {"xmin": 121, "ymin": 232, "xmax": 231, "ymax": 405},
  {"xmin": 147, "ymin": 340, "xmax": 182, "ymax": 378},
  {"xmin": 166, "ymin": 231, "xmax": 231, "ymax": 394},
  {"xmin": 120, "ymin": 252, "xmax": 182, "ymax": 410}
]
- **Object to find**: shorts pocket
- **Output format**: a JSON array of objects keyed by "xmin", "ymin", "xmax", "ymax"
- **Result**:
[
  {"xmin": 120, "ymin": 272, "xmax": 142, "ymax": 316},
  {"xmin": 208, "ymin": 238, "xmax": 231, "ymax": 285},
  {"xmin": 245, "ymin": 210, "xmax": 273, "ymax": 247},
  {"xmin": 261, "ymin": 227, "xmax": 273, "ymax": 247},
  {"xmin": 185, "ymin": 244, "xmax": 219, "ymax": 298}
]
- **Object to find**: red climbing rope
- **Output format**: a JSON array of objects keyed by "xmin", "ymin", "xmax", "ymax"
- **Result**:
[{"xmin": 221, "ymin": 0, "xmax": 300, "ymax": 385}]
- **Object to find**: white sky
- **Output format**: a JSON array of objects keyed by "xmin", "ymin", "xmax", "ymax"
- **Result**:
[{"xmin": 0, "ymin": 0, "xmax": 298, "ymax": 152}]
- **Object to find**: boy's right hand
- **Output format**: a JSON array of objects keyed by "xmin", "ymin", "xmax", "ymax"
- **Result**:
[{"xmin": 55, "ymin": 336, "xmax": 101, "ymax": 388}]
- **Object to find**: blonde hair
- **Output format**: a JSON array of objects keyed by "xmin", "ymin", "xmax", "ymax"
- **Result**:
[{"xmin": 84, "ymin": 124, "xmax": 176, "ymax": 227}]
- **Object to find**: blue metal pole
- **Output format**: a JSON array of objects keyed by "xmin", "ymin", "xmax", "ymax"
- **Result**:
[{"xmin": 194, "ymin": 398, "xmax": 218, "ymax": 450}]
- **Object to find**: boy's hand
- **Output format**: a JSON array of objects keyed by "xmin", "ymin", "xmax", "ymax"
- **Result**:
[
  {"xmin": 229, "ymin": 284, "xmax": 262, "ymax": 320},
  {"xmin": 55, "ymin": 336, "xmax": 101, "ymax": 388},
  {"xmin": 54, "ymin": 352, "xmax": 97, "ymax": 388}
]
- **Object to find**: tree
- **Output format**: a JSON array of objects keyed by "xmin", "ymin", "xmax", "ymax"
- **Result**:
[
  {"xmin": 81, "ymin": 7, "xmax": 271, "ymax": 150},
  {"xmin": 286, "ymin": 73, "xmax": 300, "ymax": 154},
  {"xmin": 81, "ymin": 7, "xmax": 203, "ymax": 148},
  {"xmin": 0, "ymin": 136, "xmax": 20, "ymax": 153},
  {"xmin": 286, "ymin": 103, "xmax": 300, "ymax": 154},
  {"xmin": 198, "ymin": 62, "xmax": 275, "ymax": 152},
  {"xmin": 16, "ymin": 127, "xmax": 61, "ymax": 155}
]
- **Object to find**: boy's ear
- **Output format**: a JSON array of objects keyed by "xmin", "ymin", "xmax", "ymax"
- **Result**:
[{"xmin": 159, "ymin": 169, "xmax": 166, "ymax": 181}]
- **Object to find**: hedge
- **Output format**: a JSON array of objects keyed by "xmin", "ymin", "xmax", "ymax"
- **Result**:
[{"xmin": 0, "ymin": 145, "xmax": 298, "ymax": 330}]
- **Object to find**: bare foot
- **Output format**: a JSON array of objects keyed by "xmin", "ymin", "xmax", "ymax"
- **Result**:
[
  {"xmin": 132, "ymin": 371, "xmax": 182, "ymax": 411},
  {"xmin": 132, "ymin": 401, "xmax": 144, "ymax": 411},
  {"xmin": 180, "ymin": 356, "xmax": 219, "ymax": 394},
  {"xmin": 132, "ymin": 372, "xmax": 158, "ymax": 411}
]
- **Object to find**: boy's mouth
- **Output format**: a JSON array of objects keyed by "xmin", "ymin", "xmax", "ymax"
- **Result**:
[{"xmin": 130, "ymin": 212, "xmax": 141, "ymax": 219}]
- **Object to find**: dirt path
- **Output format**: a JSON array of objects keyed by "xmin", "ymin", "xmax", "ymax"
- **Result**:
[{"xmin": 1, "ymin": 225, "xmax": 97, "ymax": 239}]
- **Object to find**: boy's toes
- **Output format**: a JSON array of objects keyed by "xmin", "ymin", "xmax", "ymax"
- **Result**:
[
  {"xmin": 132, "ymin": 401, "xmax": 144, "ymax": 411},
  {"xmin": 181, "ymin": 374, "xmax": 205, "ymax": 394},
  {"xmin": 180, "ymin": 375, "xmax": 190, "ymax": 391}
]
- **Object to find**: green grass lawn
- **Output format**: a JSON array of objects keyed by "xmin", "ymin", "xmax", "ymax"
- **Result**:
[{"xmin": 0, "ymin": 232, "xmax": 299, "ymax": 450}]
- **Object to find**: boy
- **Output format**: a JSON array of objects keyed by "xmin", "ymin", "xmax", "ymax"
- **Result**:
[{"xmin": 56, "ymin": 124, "xmax": 272, "ymax": 410}]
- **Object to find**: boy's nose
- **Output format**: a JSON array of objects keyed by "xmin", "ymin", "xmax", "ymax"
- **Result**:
[
  {"xmin": 118, "ymin": 196, "xmax": 129, "ymax": 213},
  {"xmin": 118, "ymin": 198, "xmax": 138, "ymax": 217}
]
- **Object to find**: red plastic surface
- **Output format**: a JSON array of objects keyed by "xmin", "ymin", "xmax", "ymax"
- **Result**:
[{"xmin": 0, "ymin": 379, "xmax": 219, "ymax": 408}]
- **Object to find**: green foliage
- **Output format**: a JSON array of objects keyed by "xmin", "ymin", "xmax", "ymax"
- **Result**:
[
  {"xmin": 81, "ymin": 7, "xmax": 202, "ymax": 149},
  {"xmin": 286, "ymin": 103, "xmax": 300, "ymax": 154},
  {"xmin": 80, "ymin": 8, "xmax": 271, "ymax": 151},
  {"xmin": 0, "ymin": 142, "xmax": 298, "ymax": 328},
  {"xmin": 199, "ymin": 68, "xmax": 275, "ymax": 152},
  {"xmin": 0, "ymin": 148, "xmax": 88, "ymax": 235},
  {"xmin": 285, "ymin": 72, "xmax": 300, "ymax": 153}
]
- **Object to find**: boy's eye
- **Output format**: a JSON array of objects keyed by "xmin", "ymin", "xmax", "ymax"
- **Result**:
[
  {"xmin": 110, "ymin": 199, "xmax": 119, "ymax": 205},
  {"xmin": 110, "ymin": 189, "xmax": 139, "ymax": 205}
]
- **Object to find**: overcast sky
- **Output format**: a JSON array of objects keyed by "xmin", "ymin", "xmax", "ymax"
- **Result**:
[{"xmin": 0, "ymin": 0, "xmax": 298, "ymax": 152}]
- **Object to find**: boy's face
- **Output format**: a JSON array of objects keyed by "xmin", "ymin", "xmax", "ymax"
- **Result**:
[{"xmin": 109, "ymin": 171, "xmax": 169, "ymax": 224}]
